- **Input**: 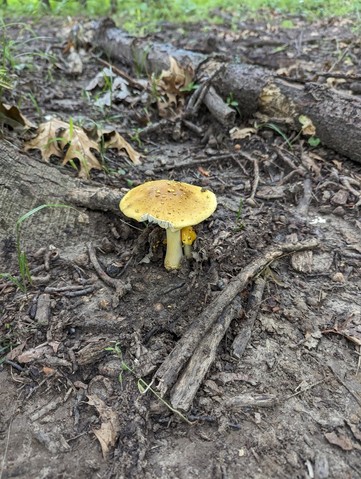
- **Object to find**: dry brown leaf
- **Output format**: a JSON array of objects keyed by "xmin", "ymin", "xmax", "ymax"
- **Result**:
[
  {"xmin": 301, "ymin": 153, "xmax": 321, "ymax": 178},
  {"xmin": 324, "ymin": 431, "xmax": 361, "ymax": 451},
  {"xmin": 17, "ymin": 345, "xmax": 53, "ymax": 363},
  {"xmin": 24, "ymin": 119, "xmax": 66, "ymax": 161},
  {"xmin": 0, "ymin": 102, "xmax": 36, "ymax": 129},
  {"xmin": 103, "ymin": 130, "xmax": 142, "ymax": 165},
  {"xmin": 158, "ymin": 56, "xmax": 194, "ymax": 95},
  {"xmin": 197, "ymin": 166, "xmax": 210, "ymax": 177},
  {"xmin": 299, "ymin": 115, "xmax": 316, "ymax": 136},
  {"xmin": 87, "ymin": 394, "xmax": 120, "ymax": 459},
  {"xmin": 60, "ymin": 126, "xmax": 102, "ymax": 178},
  {"xmin": 156, "ymin": 56, "xmax": 194, "ymax": 118},
  {"xmin": 230, "ymin": 126, "xmax": 256, "ymax": 140}
]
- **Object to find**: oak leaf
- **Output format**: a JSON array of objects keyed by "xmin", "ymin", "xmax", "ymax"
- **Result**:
[
  {"xmin": 102, "ymin": 130, "xmax": 142, "ymax": 165},
  {"xmin": 0, "ymin": 102, "xmax": 36, "ymax": 129},
  {"xmin": 59, "ymin": 125, "xmax": 102, "ymax": 178},
  {"xmin": 24, "ymin": 119, "xmax": 66, "ymax": 160}
]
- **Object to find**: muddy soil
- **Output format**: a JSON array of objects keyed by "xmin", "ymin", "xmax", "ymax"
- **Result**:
[{"xmin": 1, "ymin": 12, "xmax": 361, "ymax": 479}]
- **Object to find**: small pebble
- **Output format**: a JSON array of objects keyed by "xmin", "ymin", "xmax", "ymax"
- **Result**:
[{"xmin": 331, "ymin": 272, "xmax": 345, "ymax": 283}]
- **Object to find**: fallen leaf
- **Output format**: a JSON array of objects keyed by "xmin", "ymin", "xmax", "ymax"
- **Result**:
[
  {"xmin": 158, "ymin": 57, "xmax": 194, "ymax": 95},
  {"xmin": 324, "ymin": 431, "xmax": 361, "ymax": 451},
  {"xmin": 155, "ymin": 56, "xmax": 194, "ymax": 118},
  {"xmin": 17, "ymin": 345, "xmax": 53, "ymax": 363},
  {"xmin": 301, "ymin": 153, "xmax": 321, "ymax": 177},
  {"xmin": 24, "ymin": 119, "xmax": 65, "ymax": 160},
  {"xmin": 25, "ymin": 119, "xmax": 102, "ymax": 178},
  {"xmin": 0, "ymin": 102, "xmax": 36, "ymax": 129},
  {"xmin": 197, "ymin": 166, "xmax": 210, "ymax": 177},
  {"xmin": 87, "ymin": 394, "xmax": 120, "ymax": 459},
  {"xmin": 299, "ymin": 114, "xmax": 316, "ymax": 136},
  {"xmin": 6, "ymin": 342, "xmax": 26, "ymax": 361},
  {"xmin": 102, "ymin": 130, "xmax": 142, "ymax": 165},
  {"xmin": 229, "ymin": 126, "xmax": 256, "ymax": 140},
  {"xmin": 60, "ymin": 125, "xmax": 102, "ymax": 178},
  {"xmin": 347, "ymin": 421, "xmax": 361, "ymax": 442}
]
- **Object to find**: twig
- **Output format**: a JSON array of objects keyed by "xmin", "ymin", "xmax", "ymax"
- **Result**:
[
  {"xmin": 157, "ymin": 152, "xmax": 242, "ymax": 172},
  {"xmin": 283, "ymin": 379, "xmax": 325, "ymax": 401},
  {"xmin": 296, "ymin": 176, "xmax": 313, "ymax": 217},
  {"xmin": 96, "ymin": 56, "xmax": 147, "ymax": 91},
  {"xmin": 186, "ymin": 65, "xmax": 225, "ymax": 116},
  {"xmin": 44, "ymin": 284, "xmax": 94, "ymax": 294},
  {"xmin": 225, "ymin": 393, "xmax": 278, "ymax": 409},
  {"xmin": 232, "ymin": 276, "xmax": 266, "ymax": 358},
  {"xmin": 87, "ymin": 242, "xmax": 127, "ymax": 300},
  {"xmin": 63, "ymin": 285, "xmax": 97, "ymax": 297},
  {"xmin": 154, "ymin": 239, "xmax": 319, "ymax": 397},
  {"xmin": 170, "ymin": 297, "xmax": 242, "ymax": 410},
  {"xmin": 246, "ymin": 155, "xmax": 260, "ymax": 206},
  {"xmin": 138, "ymin": 119, "xmax": 170, "ymax": 138}
]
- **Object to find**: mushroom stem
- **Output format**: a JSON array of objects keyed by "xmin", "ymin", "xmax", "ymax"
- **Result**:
[{"xmin": 164, "ymin": 229, "xmax": 183, "ymax": 270}]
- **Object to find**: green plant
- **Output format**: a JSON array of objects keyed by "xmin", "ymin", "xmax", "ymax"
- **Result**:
[
  {"xmin": 0, "ymin": 204, "xmax": 75, "ymax": 292},
  {"xmin": 180, "ymin": 81, "xmax": 199, "ymax": 93},
  {"xmin": 27, "ymin": 91, "xmax": 42, "ymax": 117},
  {"xmin": 106, "ymin": 342, "xmax": 194, "ymax": 424},
  {"xmin": 0, "ymin": 67, "xmax": 13, "ymax": 91},
  {"xmin": 308, "ymin": 136, "xmax": 321, "ymax": 147},
  {"xmin": 256, "ymin": 121, "xmax": 293, "ymax": 149},
  {"xmin": 226, "ymin": 92, "xmax": 240, "ymax": 115}
]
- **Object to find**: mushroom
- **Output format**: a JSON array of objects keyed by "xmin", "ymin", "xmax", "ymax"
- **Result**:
[
  {"xmin": 181, "ymin": 226, "xmax": 197, "ymax": 259},
  {"xmin": 119, "ymin": 180, "xmax": 217, "ymax": 270}
]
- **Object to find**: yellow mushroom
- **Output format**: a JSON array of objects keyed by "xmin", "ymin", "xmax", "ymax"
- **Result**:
[
  {"xmin": 181, "ymin": 226, "xmax": 197, "ymax": 259},
  {"xmin": 119, "ymin": 180, "xmax": 217, "ymax": 270}
]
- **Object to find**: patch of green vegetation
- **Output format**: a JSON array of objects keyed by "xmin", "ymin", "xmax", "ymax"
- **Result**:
[
  {"xmin": 0, "ymin": 204, "xmax": 75, "ymax": 292},
  {"xmin": 1, "ymin": 0, "xmax": 359, "ymax": 31}
]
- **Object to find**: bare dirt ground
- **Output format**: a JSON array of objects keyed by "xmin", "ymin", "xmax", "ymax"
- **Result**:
[{"xmin": 1, "ymin": 11, "xmax": 361, "ymax": 479}]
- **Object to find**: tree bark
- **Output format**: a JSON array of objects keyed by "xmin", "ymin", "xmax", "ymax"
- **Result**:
[
  {"xmin": 93, "ymin": 20, "xmax": 361, "ymax": 164},
  {"xmin": 0, "ymin": 141, "xmax": 114, "ymax": 270}
]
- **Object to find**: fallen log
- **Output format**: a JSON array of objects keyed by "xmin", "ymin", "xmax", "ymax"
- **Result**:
[{"xmin": 93, "ymin": 20, "xmax": 361, "ymax": 164}]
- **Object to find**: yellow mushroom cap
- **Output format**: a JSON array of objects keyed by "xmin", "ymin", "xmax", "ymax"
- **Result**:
[
  {"xmin": 181, "ymin": 226, "xmax": 197, "ymax": 245},
  {"xmin": 119, "ymin": 180, "xmax": 217, "ymax": 230}
]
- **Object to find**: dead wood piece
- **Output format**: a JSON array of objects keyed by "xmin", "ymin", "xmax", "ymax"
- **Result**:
[
  {"xmin": 66, "ymin": 186, "xmax": 121, "ymax": 213},
  {"xmin": 154, "ymin": 239, "xmax": 319, "ymax": 397},
  {"xmin": 30, "ymin": 396, "xmax": 64, "ymax": 422},
  {"xmin": 296, "ymin": 176, "xmax": 313, "ymax": 217},
  {"xmin": 44, "ymin": 284, "xmax": 94, "ymax": 294},
  {"xmin": 138, "ymin": 119, "xmax": 170, "ymax": 138},
  {"xmin": 63, "ymin": 285, "xmax": 97, "ymax": 297},
  {"xmin": 35, "ymin": 293, "xmax": 51, "ymax": 326},
  {"xmin": 225, "ymin": 393, "xmax": 278, "ymax": 409},
  {"xmin": 92, "ymin": 23, "xmax": 361, "ymax": 164},
  {"xmin": 202, "ymin": 86, "xmax": 236, "ymax": 126},
  {"xmin": 170, "ymin": 297, "xmax": 242, "ymax": 411},
  {"xmin": 232, "ymin": 276, "xmax": 266, "ymax": 358}
]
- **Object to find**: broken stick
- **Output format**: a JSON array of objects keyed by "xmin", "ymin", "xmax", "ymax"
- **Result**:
[
  {"xmin": 232, "ymin": 276, "xmax": 266, "ymax": 359},
  {"xmin": 154, "ymin": 239, "xmax": 319, "ymax": 398},
  {"xmin": 170, "ymin": 297, "xmax": 242, "ymax": 411}
]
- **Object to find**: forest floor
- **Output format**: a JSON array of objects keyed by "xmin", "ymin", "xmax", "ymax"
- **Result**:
[{"xmin": 1, "ymin": 11, "xmax": 361, "ymax": 479}]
